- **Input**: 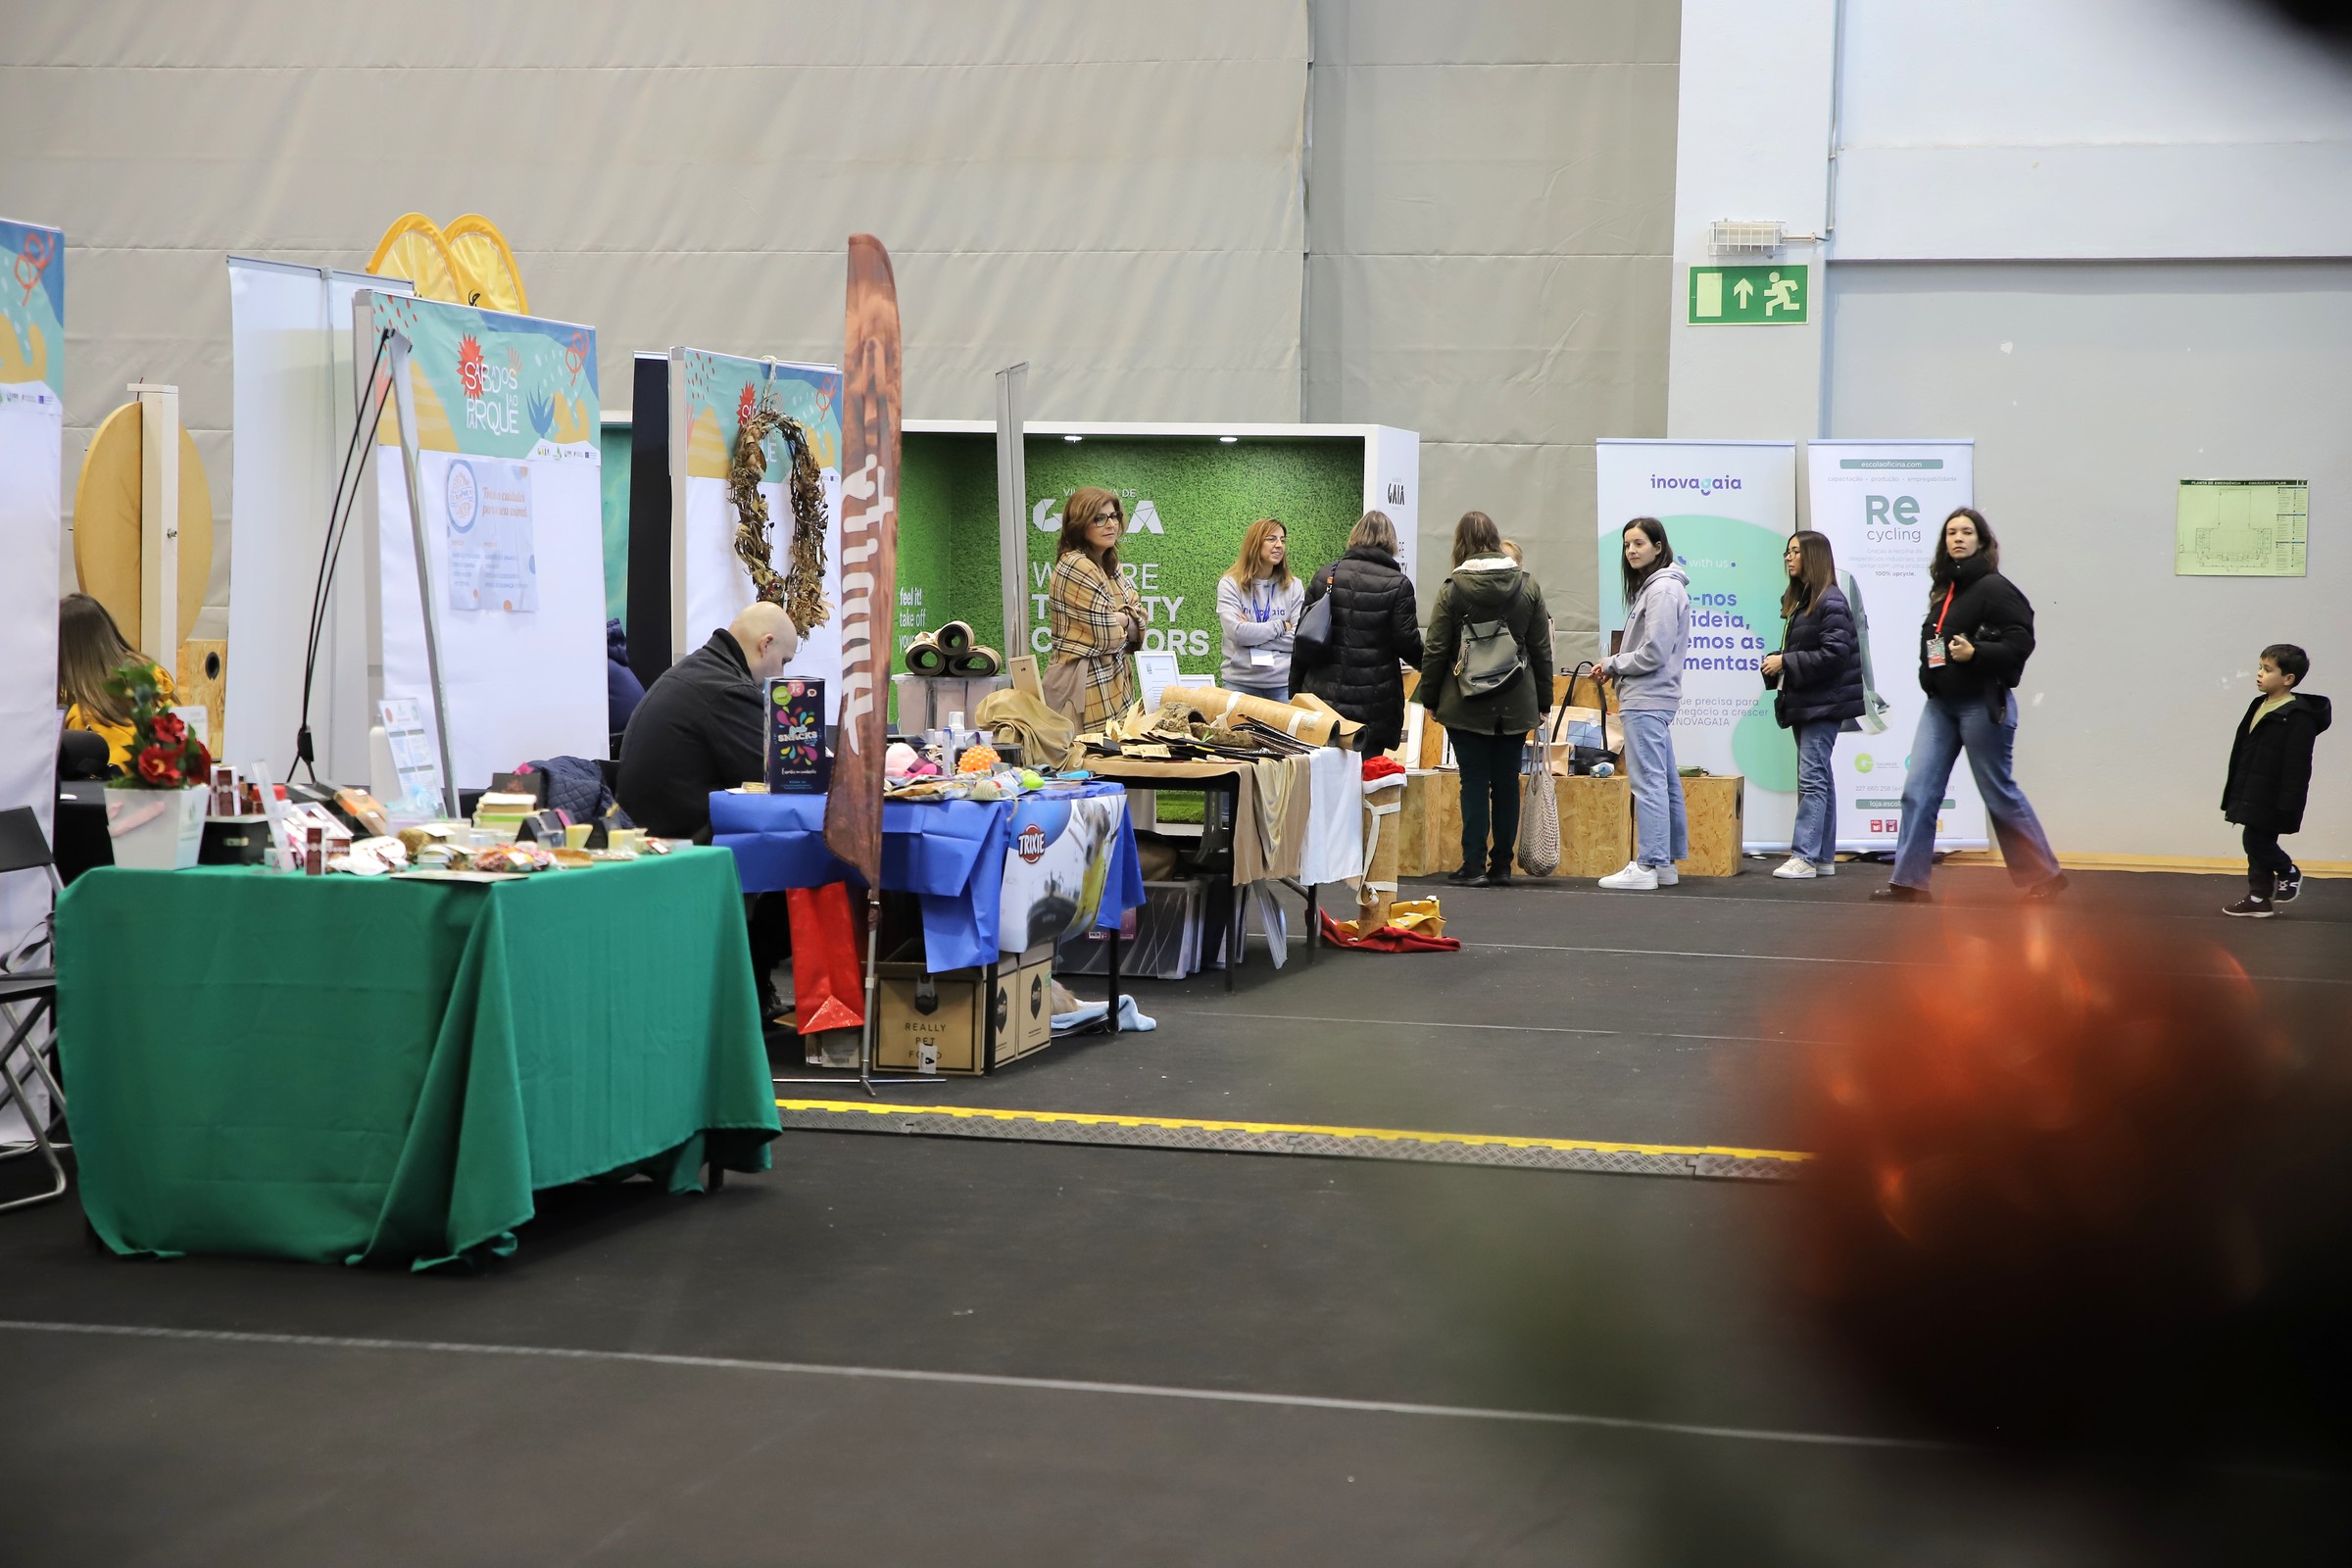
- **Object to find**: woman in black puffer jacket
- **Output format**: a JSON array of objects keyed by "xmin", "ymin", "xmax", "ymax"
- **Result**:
[
  {"xmin": 1761, "ymin": 530, "xmax": 1864, "ymax": 879},
  {"xmin": 1875, "ymin": 507, "xmax": 2066, "ymax": 904},
  {"xmin": 1294, "ymin": 510, "xmax": 1423, "ymax": 755}
]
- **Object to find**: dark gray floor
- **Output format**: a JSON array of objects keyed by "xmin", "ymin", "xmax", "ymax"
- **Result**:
[{"xmin": 3, "ymin": 860, "xmax": 2347, "ymax": 1564}]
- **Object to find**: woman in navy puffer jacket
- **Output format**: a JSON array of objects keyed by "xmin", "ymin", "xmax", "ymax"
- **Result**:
[{"xmin": 1760, "ymin": 530, "xmax": 1864, "ymax": 879}]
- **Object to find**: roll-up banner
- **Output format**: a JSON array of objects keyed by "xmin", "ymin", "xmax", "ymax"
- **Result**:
[
  {"xmin": 359, "ymin": 291, "xmax": 606, "ymax": 788},
  {"xmin": 1594, "ymin": 439, "xmax": 1795, "ymax": 849},
  {"xmin": 0, "ymin": 218, "xmax": 62, "ymax": 1139},
  {"xmin": 665, "ymin": 350, "xmax": 844, "ymax": 721},
  {"xmin": 1805, "ymin": 441, "xmax": 1986, "ymax": 851}
]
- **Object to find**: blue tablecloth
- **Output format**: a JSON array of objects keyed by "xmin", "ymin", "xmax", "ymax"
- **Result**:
[{"xmin": 710, "ymin": 784, "xmax": 1146, "ymax": 972}]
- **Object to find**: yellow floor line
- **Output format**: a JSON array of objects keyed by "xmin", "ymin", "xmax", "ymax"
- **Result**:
[{"xmin": 776, "ymin": 1098, "xmax": 1811, "ymax": 1163}]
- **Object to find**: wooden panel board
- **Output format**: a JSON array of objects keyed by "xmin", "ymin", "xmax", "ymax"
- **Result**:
[
  {"xmin": 72, "ymin": 401, "xmax": 213, "ymax": 647},
  {"xmin": 175, "ymin": 639, "xmax": 226, "ymax": 757},
  {"xmin": 1396, "ymin": 770, "xmax": 1439, "ymax": 877},
  {"xmin": 1423, "ymin": 769, "xmax": 1466, "ymax": 874},
  {"xmin": 1676, "ymin": 773, "xmax": 1745, "ymax": 877}
]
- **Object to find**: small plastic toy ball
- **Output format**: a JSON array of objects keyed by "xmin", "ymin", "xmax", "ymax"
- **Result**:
[
  {"xmin": 1018, "ymin": 768, "xmax": 1047, "ymax": 790},
  {"xmin": 956, "ymin": 745, "xmax": 1001, "ymax": 774}
]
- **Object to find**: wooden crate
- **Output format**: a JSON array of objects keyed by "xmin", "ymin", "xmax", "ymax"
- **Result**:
[
  {"xmin": 1556, "ymin": 773, "xmax": 1634, "ymax": 878},
  {"xmin": 1676, "ymin": 773, "xmax": 1744, "ymax": 878},
  {"xmin": 1411, "ymin": 767, "xmax": 1635, "ymax": 881}
]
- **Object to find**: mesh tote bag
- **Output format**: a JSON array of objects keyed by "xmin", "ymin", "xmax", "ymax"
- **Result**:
[{"xmin": 1516, "ymin": 740, "xmax": 1560, "ymax": 875}]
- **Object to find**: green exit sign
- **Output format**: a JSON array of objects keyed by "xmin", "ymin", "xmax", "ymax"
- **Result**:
[{"xmin": 1688, "ymin": 264, "xmax": 1808, "ymax": 325}]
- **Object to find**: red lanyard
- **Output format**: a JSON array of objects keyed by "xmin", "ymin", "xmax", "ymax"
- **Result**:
[{"xmin": 1933, "ymin": 586, "xmax": 1957, "ymax": 636}]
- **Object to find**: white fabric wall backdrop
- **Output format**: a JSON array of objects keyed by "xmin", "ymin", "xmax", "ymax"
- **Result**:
[
  {"xmin": 1, "ymin": 0, "xmax": 1311, "ymax": 619},
  {"xmin": 1303, "ymin": 1, "xmax": 1682, "ymax": 652}
]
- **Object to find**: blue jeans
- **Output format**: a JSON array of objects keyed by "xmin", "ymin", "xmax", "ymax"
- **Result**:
[
  {"xmin": 1224, "ymin": 675, "xmax": 1291, "ymax": 703},
  {"xmin": 1890, "ymin": 693, "xmax": 2060, "ymax": 890},
  {"xmin": 1621, "ymin": 710, "xmax": 1688, "ymax": 868},
  {"xmin": 1791, "ymin": 719, "xmax": 1839, "ymax": 866}
]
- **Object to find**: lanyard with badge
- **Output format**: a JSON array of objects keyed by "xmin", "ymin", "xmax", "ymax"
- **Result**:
[
  {"xmin": 1245, "ymin": 578, "xmax": 1286, "ymax": 667},
  {"xmin": 1925, "ymin": 585, "xmax": 1956, "ymax": 669}
]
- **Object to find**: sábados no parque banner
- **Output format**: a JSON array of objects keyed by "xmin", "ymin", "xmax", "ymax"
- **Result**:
[
  {"xmin": 1594, "ymin": 440, "xmax": 1795, "ymax": 850},
  {"xmin": 1805, "ymin": 441, "xmax": 1986, "ymax": 851},
  {"xmin": 363, "ymin": 292, "xmax": 606, "ymax": 787},
  {"xmin": 668, "ymin": 349, "xmax": 844, "ymax": 721}
]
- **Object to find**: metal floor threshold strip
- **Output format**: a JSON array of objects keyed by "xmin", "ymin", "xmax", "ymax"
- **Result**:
[{"xmin": 774, "ymin": 1099, "xmax": 1810, "ymax": 1181}]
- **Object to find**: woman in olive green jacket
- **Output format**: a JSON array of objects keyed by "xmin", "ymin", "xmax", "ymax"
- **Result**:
[{"xmin": 1418, "ymin": 512, "xmax": 1553, "ymax": 886}]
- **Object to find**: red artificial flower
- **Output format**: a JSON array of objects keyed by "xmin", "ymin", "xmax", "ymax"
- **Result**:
[
  {"xmin": 151, "ymin": 710, "xmax": 186, "ymax": 745},
  {"xmin": 184, "ymin": 739, "xmax": 213, "ymax": 778},
  {"xmin": 135, "ymin": 746, "xmax": 181, "ymax": 787}
]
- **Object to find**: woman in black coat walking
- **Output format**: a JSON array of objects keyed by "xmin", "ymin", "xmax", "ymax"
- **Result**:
[
  {"xmin": 1294, "ymin": 510, "xmax": 1424, "ymax": 756},
  {"xmin": 1874, "ymin": 507, "xmax": 2066, "ymax": 904},
  {"xmin": 1760, "ymin": 530, "xmax": 1865, "ymax": 880}
]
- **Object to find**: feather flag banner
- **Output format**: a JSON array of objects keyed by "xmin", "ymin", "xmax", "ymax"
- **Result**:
[{"xmin": 823, "ymin": 236, "xmax": 902, "ymax": 886}]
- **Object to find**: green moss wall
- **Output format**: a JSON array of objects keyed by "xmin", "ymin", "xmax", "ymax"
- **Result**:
[{"xmin": 896, "ymin": 433, "xmax": 1366, "ymax": 696}]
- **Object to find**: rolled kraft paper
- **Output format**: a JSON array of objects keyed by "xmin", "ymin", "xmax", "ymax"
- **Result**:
[
  {"xmin": 950, "ymin": 646, "xmax": 1003, "ymax": 678},
  {"xmin": 1161, "ymin": 685, "xmax": 1356, "ymax": 749},
  {"xmin": 935, "ymin": 619, "xmax": 974, "ymax": 656},
  {"xmin": 905, "ymin": 638, "xmax": 948, "ymax": 675}
]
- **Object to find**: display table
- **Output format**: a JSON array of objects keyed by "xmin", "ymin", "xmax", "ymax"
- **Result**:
[
  {"xmin": 709, "ymin": 782, "xmax": 1147, "ymax": 970},
  {"xmin": 1079, "ymin": 753, "xmax": 1343, "ymax": 990},
  {"xmin": 56, "ymin": 849, "xmax": 781, "ymax": 1269}
]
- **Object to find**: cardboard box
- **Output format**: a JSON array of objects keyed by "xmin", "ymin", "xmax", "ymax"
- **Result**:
[
  {"xmin": 1004, "ymin": 944, "xmax": 1056, "ymax": 1060},
  {"xmin": 874, "ymin": 944, "xmax": 1056, "ymax": 1075}
]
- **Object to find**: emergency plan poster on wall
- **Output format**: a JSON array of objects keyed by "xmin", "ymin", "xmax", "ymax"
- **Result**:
[
  {"xmin": 1805, "ymin": 441, "xmax": 1987, "ymax": 852},
  {"xmin": 363, "ymin": 292, "xmax": 607, "ymax": 785},
  {"xmin": 668, "ymin": 349, "xmax": 844, "ymax": 722},
  {"xmin": 1594, "ymin": 439, "xmax": 1794, "ymax": 850}
]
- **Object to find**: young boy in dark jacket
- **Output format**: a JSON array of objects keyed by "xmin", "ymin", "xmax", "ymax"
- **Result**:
[{"xmin": 2221, "ymin": 643, "xmax": 2331, "ymax": 917}]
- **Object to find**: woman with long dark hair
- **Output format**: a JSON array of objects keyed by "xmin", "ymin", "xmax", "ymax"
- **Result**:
[
  {"xmin": 1418, "ymin": 511, "xmax": 1550, "ymax": 887},
  {"xmin": 1294, "ymin": 510, "xmax": 1422, "ymax": 754},
  {"xmin": 1215, "ymin": 517, "xmax": 1303, "ymax": 702},
  {"xmin": 1045, "ymin": 486, "xmax": 1148, "ymax": 730},
  {"xmin": 1762, "ymin": 530, "xmax": 1865, "ymax": 879},
  {"xmin": 59, "ymin": 592, "xmax": 172, "ymax": 772},
  {"xmin": 1874, "ymin": 507, "xmax": 2066, "ymax": 903},
  {"xmin": 1595, "ymin": 517, "xmax": 1690, "ymax": 890}
]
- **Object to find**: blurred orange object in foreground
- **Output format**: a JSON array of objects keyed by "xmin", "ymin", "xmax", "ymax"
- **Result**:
[{"xmin": 1789, "ymin": 908, "xmax": 2297, "ymax": 1436}]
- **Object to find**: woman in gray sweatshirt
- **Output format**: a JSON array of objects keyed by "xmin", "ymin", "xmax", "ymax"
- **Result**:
[
  {"xmin": 1595, "ymin": 517, "xmax": 1690, "ymax": 890},
  {"xmin": 1216, "ymin": 517, "xmax": 1305, "ymax": 700}
]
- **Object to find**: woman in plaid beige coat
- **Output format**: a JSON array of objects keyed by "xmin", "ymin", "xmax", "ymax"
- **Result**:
[{"xmin": 1048, "ymin": 485, "xmax": 1148, "ymax": 731}]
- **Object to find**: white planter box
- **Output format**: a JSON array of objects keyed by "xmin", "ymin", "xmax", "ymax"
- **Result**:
[{"xmin": 104, "ymin": 786, "xmax": 207, "ymax": 871}]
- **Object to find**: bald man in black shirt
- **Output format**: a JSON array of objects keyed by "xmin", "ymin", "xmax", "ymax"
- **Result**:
[
  {"xmin": 617, "ymin": 602, "xmax": 799, "ymax": 841},
  {"xmin": 618, "ymin": 601, "xmax": 801, "ymax": 1021}
]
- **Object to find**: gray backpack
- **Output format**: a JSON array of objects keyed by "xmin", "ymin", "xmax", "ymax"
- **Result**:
[{"xmin": 1451, "ymin": 574, "xmax": 1528, "ymax": 698}]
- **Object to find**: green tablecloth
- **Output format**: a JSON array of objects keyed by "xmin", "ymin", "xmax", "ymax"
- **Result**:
[{"xmin": 56, "ymin": 848, "xmax": 780, "ymax": 1269}]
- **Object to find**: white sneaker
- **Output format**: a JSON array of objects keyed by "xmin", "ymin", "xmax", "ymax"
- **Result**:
[
  {"xmin": 1656, "ymin": 864, "xmax": 1679, "ymax": 886},
  {"xmin": 1773, "ymin": 856, "xmax": 1817, "ymax": 880},
  {"xmin": 1599, "ymin": 861, "xmax": 1659, "ymax": 891}
]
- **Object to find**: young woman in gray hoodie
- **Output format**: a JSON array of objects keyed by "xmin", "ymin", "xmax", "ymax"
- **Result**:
[{"xmin": 1595, "ymin": 517, "xmax": 1690, "ymax": 890}]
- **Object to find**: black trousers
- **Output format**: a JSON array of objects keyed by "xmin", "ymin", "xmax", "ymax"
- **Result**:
[
  {"xmin": 748, "ymin": 892, "xmax": 794, "ymax": 1003},
  {"xmin": 2243, "ymin": 825, "xmax": 2294, "ymax": 895},
  {"xmin": 1453, "ymin": 729, "xmax": 1526, "ymax": 875}
]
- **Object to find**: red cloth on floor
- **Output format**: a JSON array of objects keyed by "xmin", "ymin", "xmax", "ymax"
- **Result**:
[
  {"xmin": 787, "ymin": 882, "xmax": 866, "ymax": 1031},
  {"xmin": 1318, "ymin": 910, "xmax": 1460, "ymax": 953}
]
